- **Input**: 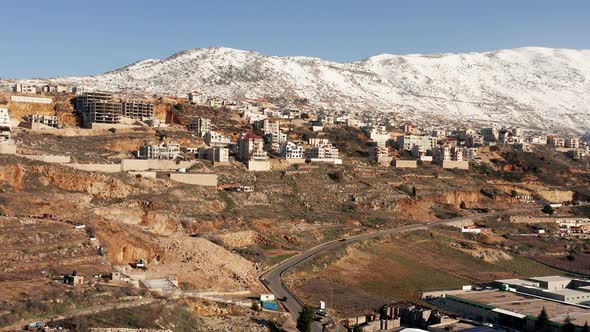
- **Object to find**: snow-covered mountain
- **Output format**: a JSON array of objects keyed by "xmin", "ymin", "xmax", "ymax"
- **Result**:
[{"xmin": 10, "ymin": 47, "xmax": 590, "ymax": 132}]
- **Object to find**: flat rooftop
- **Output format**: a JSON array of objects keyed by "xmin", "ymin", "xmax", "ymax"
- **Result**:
[
  {"xmin": 529, "ymin": 276, "xmax": 573, "ymax": 283},
  {"xmin": 455, "ymin": 290, "xmax": 590, "ymax": 325}
]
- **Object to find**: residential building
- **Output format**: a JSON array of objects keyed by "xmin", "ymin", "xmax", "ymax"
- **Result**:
[
  {"xmin": 204, "ymin": 131, "xmax": 231, "ymax": 146},
  {"xmin": 187, "ymin": 117, "xmax": 211, "ymax": 136},
  {"xmin": 24, "ymin": 115, "xmax": 60, "ymax": 128},
  {"xmin": 480, "ymin": 127, "xmax": 499, "ymax": 142},
  {"xmin": 396, "ymin": 135, "xmax": 437, "ymax": 152},
  {"xmin": 461, "ymin": 147, "xmax": 478, "ymax": 161},
  {"xmin": 280, "ymin": 141, "xmax": 304, "ymax": 159},
  {"xmin": 0, "ymin": 108, "xmax": 11, "ymax": 128},
  {"xmin": 308, "ymin": 138, "xmax": 331, "ymax": 147},
  {"xmin": 122, "ymin": 100, "xmax": 154, "ymax": 120},
  {"xmin": 565, "ymin": 137, "xmax": 580, "ymax": 149},
  {"xmin": 41, "ymin": 84, "xmax": 68, "ymax": 93},
  {"xmin": 368, "ymin": 142, "xmax": 392, "ymax": 166},
  {"xmin": 12, "ymin": 83, "xmax": 37, "ymax": 94},
  {"xmin": 238, "ymin": 133, "xmax": 266, "ymax": 161},
  {"xmin": 366, "ymin": 126, "xmax": 390, "ymax": 146},
  {"xmin": 71, "ymin": 86, "xmax": 85, "ymax": 95},
  {"xmin": 305, "ymin": 143, "xmax": 340, "ymax": 160},
  {"xmin": 466, "ymin": 134, "xmax": 484, "ymax": 147},
  {"xmin": 547, "ymin": 135, "xmax": 565, "ymax": 148},
  {"xmin": 208, "ymin": 96, "xmax": 227, "ymax": 108},
  {"xmin": 137, "ymin": 143, "xmax": 180, "ymax": 160},
  {"xmin": 188, "ymin": 92, "xmax": 208, "ymax": 105},
  {"xmin": 197, "ymin": 147, "xmax": 229, "ymax": 163}
]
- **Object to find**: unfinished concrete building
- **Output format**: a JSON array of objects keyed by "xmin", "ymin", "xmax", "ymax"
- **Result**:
[
  {"xmin": 24, "ymin": 115, "xmax": 60, "ymax": 128},
  {"xmin": 76, "ymin": 92, "xmax": 122, "ymax": 127},
  {"xmin": 122, "ymin": 100, "xmax": 155, "ymax": 120},
  {"xmin": 137, "ymin": 143, "xmax": 180, "ymax": 160}
]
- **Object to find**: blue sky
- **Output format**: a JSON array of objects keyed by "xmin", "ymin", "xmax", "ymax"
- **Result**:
[{"xmin": 1, "ymin": 0, "xmax": 589, "ymax": 78}]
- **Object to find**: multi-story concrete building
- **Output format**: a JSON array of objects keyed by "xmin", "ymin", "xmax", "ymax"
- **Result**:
[
  {"xmin": 565, "ymin": 137, "xmax": 580, "ymax": 149},
  {"xmin": 12, "ymin": 83, "xmax": 37, "ymax": 94},
  {"xmin": 461, "ymin": 147, "xmax": 478, "ymax": 161},
  {"xmin": 480, "ymin": 127, "xmax": 499, "ymax": 142},
  {"xmin": 187, "ymin": 117, "xmax": 211, "ymax": 136},
  {"xmin": 280, "ymin": 141, "xmax": 304, "ymax": 159},
  {"xmin": 197, "ymin": 147, "xmax": 229, "ymax": 163},
  {"xmin": 24, "ymin": 115, "xmax": 60, "ymax": 128},
  {"xmin": 0, "ymin": 108, "xmax": 11, "ymax": 128},
  {"xmin": 204, "ymin": 131, "xmax": 231, "ymax": 146},
  {"xmin": 187, "ymin": 92, "xmax": 208, "ymax": 105},
  {"xmin": 122, "ymin": 100, "xmax": 154, "ymax": 120},
  {"xmin": 305, "ymin": 143, "xmax": 340, "ymax": 160},
  {"xmin": 238, "ymin": 133, "xmax": 266, "ymax": 161},
  {"xmin": 137, "ymin": 143, "xmax": 180, "ymax": 160},
  {"xmin": 41, "ymin": 84, "xmax": 68, "ymax": 93},
  {"xmin": 547, "ymin": 135, "xmax": 565, "ymax": 148},
  {"xmin": 397, "ymin": 135, "xmax": 437, "ymax": 152},
  {"xmin": 76, "ymin": 92, "xmax": 122, "ymax": 127},
  {"xmin": 308, "ymin": 138, "xmax": 331, "ymax": 147},
  {"xmin": 368, "ymin": 142, "xmax": 392, "ymax": 166},
  {"xmin": 433, "ymin": 146, "xmax": 464, "ymax": 163},
  {"xmin": 363, "ymin": 125, "xmax": 390, "ymax": 146}
]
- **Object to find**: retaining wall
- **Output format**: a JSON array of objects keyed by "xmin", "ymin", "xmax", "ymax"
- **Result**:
[
  {"xmin": 169, "ymin": 173, "xmax": 217, "ymax": 186},
  {"xmin": 120, "ymin": 159, "xmax": 194, "ymax": 171},
  {"xmin": 18, "ymin": 154, "xmax": 71, "ymax": 163},
  {"xmin": 65, "ymin": 163, "xmax": 122, "ymax": 173}
]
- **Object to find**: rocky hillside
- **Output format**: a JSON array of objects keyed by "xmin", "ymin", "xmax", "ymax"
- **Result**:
[{"xmin": 6, "ymin": 47, "xmax": 590, "ymax": 132}]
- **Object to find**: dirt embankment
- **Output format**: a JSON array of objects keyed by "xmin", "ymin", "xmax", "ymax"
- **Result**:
[
  {"xmin": 149, "ymin": 235, "xmax": 260, "ymax": 290},
  {"xmin": 432, "ymin": 190, "xmax": 515, "ymax": 208},
  {"xmin": 535, "ymin": 190, "xmax": 574, "ymax": 203},
  {"xmin": 0, "ymin": 161, "xmax": 134, "ymax": 199}
]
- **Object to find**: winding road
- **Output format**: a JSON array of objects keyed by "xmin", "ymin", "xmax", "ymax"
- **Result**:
[{"xmin": 260, "ymin": 210, "xmax": 534, "ymax": 331}]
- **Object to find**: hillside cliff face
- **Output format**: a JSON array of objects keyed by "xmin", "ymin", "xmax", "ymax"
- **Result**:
[{"xmin": 11, "ymin": 47, "xmax": 590, "ymax": 132}]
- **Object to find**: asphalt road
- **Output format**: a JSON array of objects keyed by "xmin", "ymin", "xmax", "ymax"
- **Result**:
[{"xmin": 259, "ymin": 210, "xmax": 531, "ymax": 332}]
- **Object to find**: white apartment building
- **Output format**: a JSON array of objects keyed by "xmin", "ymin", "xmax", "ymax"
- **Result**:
[
  {"xmin": 364, "ymin": 125, "xmax": 390, "ymax": 146},
  {"xmin": 461, "ymin": 147, "xmax": 478, "ymax": 161},
  {"xmin": 138, "ymin": 143, "xmax": 180, "ymax": 160},
  {"xmin": 187, "ymin": 92, "xmax": 208, "ymax": 105},
  {"xmin": 397, "ymin": 135, "xmax": 437, "ymax": 151},
  {"xmin": 238, "ymin": 133, "xmax": 267, "ymax": 161},
  {"xmin": 305, "ymin": 144, "xmax": 340, "ymax": 160},
  {"xmin": 458, "ymin": 129, "xmax": 477, "ymax": 141},
  {"xmin": 480, "ymin": 127, "xmax": 499, "ymax": 142},
  {"xmin": 0, "ymin": 108, "xmax": 11, "ymax": 128},
  {"xmin": 368, "ymin": 143, "xmax": 392, "ymax": 165},
  {"xmin": 12, "ymin": 83, "xmax": 37, "ymax": 94},
  {"xmin": 433, "ymin": 146, "xmax": 463, "ymax": 163},
  {"xmin": 432, "ymin": 129, "xmax": 447, "ymax": 138},
  {"xmin": 204, "ymin": 131, "xmax": 231, "ymax": 146},
  {"xmin": 197, "ymin": 147, "xmax": 229, "ymax": 163},
  {"xmin": 548, "ymin": 136, "xmax": 565, "ymax": 148},
  {"xmin": 280, "ymin": 142, "xmax": 304, "ymax": 159},
  {"xmin": 187, "ymin": 117, "xmax": 211, "ymax": 136},
  {"xmin": 565, "ymin": 138, "xmax": 580, "ymax": 149},
  {"xmin": 308, "ymin": 138, "xmax": 331, "ymax": 147}
]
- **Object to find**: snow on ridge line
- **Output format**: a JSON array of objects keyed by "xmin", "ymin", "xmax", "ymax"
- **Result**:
[{"xmin": 4, "ymin": 46, "xmax": 590, "ymax": 133}]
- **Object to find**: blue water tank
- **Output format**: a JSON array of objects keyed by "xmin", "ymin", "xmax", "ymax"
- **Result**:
[{"xmin": 261, "ymin": 301, "xmax": 279, "ymax": 311}]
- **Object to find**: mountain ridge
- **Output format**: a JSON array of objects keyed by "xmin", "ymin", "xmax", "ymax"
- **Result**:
[{"xmin": 6, "ymin": 46, "xmax": 590, "ymax": 133}]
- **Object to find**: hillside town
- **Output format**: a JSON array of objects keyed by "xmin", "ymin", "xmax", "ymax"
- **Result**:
[
  {"xmin": 1, "ymin": 85, "xmax": 588, "ymax": 176},
  {"xmin": 0, "ymin": 79, "xmax": 589, "ymax": 332}
]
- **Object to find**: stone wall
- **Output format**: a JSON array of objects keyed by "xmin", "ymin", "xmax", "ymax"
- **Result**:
[
  {"xmin": 18, "ymin": 154, "xmax": 71, "ymax": 163},
  {"xmin": 393, "ymin": 160, "xmax": 417, "ymax": 168},
  {"xmin": 442, "ymin": 160, "xmax": 469, "ymax": 170},
  {"xmin": 169, "ymin": 173, "xmax": 218, "ymax": 186},
  {"xmin": 120, "ymin": 159, "xmax": 194, "ymax": 171}
]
